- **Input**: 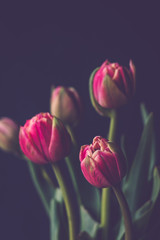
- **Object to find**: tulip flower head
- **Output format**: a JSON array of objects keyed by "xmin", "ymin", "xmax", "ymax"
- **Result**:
[
  {"xmin": 79, "ymin": 136, "xmax": 126, "ymax": 188},
  {"xmin": 0, "ymin": 117, "xmax": 19, "ymax": 154},
  {"xmin": 19, "ymin": 113, "xmax": 71, "ymax": 164},
  {"xmin": 89, "ymin": 60, "xmax": 136, "ymax": 115},
  {"xmin": 50, "ymin": 86, "xmax": 83, "ymax": 127}
]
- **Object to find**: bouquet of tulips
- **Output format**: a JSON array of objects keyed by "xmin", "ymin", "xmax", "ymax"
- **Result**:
[{"xmin": 0, "ymin": 60, "xmax": 159, "ymax": 240}]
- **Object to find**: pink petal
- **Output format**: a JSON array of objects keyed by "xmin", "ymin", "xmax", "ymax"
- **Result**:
[
  {"xmin": 81, "ymin": 156, "xmax": 110, "ymax": 188},
  {"xmin": 49, "ymin": 118, "xmax": 71, "ymax": 162},
  {"xmin": 19, "ymin": 127, "xmax": 47, "ymax": 164}
]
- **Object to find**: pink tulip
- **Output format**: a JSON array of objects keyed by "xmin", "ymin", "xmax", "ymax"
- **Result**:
[
  {"xmin": 79, "ymin": 136, "xmax": 126, "ymax": 188},
  {"xmin": 50, "ymin": 86, "xmax": 83, "ymax": 127},
  {"xmin": 0, "ymin": 117, "xmax": 19, "ymax": 153},
  {"xmin": 91, "ymin": 60, "xmax": 136, "ymax": 110},
  {"xmin": 19, "ymin": 113, "xmax": 71, "ymax": 164}
]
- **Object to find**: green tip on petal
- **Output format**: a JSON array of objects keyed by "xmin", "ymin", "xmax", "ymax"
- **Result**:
[
  {"xmin": 52, "ymin": 116, "xmax": 60, "ymax": 128},
  {"xmin": 89, "ymin": 67, "xmax": 113, "ymax": 117}
]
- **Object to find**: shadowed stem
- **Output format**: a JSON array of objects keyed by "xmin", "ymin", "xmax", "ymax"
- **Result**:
[
  {"xmin": 23, "ymin": 155, "xmax": 56, "ymax": 188},
  {"xmin": 112, "ymin": 185, "xmax": 133, "ymax": 240},
  {"xmin": 65, "ymin": 124, "xmax": 81, "ymax": 205},
  {"xmin": 52, "ymin": 162, "xmax": 78, "ymax": 240},
  {"xmin": 65, "ymin": 156, "xmax": 81, "ymax": 205},
  {"xmin": 101, "ymin": 110, "xmax": 117, "ymax": 240},
  {"xmin": 27, "ymin": 161, "xmax": 50, "ymax": 216}
]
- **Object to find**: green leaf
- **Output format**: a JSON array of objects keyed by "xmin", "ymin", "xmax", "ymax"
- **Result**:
[
  {"xmin": 116, "ymin": 223, "xmax": 125, "ymax": 240},
  {"xmin": 27, "ymin": 161, "xmax": 56, "ymax": 216},
  {"xmin": 50, "ymin": 198, "xmax": 60, "ymax": 240},
  {"xmin": 80, "ymin": 205, "xmax": 100, "ymax": 238},
  {"xmin": 133, "ymin": 167, "xmax": 160, "ymax": 237},
  {"xmin": 117, "ymin": 167, "xmax": 160, "ymax": 240},
  {"xmin": 65, "ymin": 155, "xmax": 81, "ymax": 205},
  {"xmin": 123, "ymin": 112, "xmax": 156, "ymax": 213},
  {"xmin": 140, "ymin": 104, "xmax": 156, "ymax": 181},
  {"xmin": 117, "ymin": 109, "xmax": 156, "ymax": 240},
  {"xmin": 140, "ymin": 103, "xmax": 149, "ymax": 125},
  {"xmin": 50, "ymin": 189, "xmax": 66, "ymax": 240},
  {"xmin": 79, "ymin": 180, "xmax": 101, "ymax": 221}
]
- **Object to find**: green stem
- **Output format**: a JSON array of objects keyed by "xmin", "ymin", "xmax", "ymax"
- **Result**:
[
  {"xmin": 108, "ymin": 110, "xmax": 117, "ymax": 141},
  {"xmin": 65, "ymin": 125, "xmax": 81, "ymax": 205},
  {"xmin": 101, "ymin": 110, "xmax": 117, "ymax": 240},
  {"xmin": 101, "ymin": 187, "xmax": 110, "ymax": 240},
  {"xmin": 65, "ymin": 156, "xmax": 81, "ymax": 205},
  {"xmin": 52, "ymin": 163, "xmax": 77, "ymax": 240},
  {"xmin": 112, "ymin": 185, "xmax": 133, "ymax": 240},
  {"xmin": 27, "ymin": 161, "xmax": 50, "ymax": 216}
]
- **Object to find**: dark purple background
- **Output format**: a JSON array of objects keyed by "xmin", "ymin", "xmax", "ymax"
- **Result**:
[{"xmin": 0, "ymin": 2, "xmax": 160, "ymax": 240}]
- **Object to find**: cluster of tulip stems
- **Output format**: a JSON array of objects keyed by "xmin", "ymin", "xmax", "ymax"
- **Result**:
[{"xmin": 0, "ymin": 60, "xmax": 159, "ymax": 240}]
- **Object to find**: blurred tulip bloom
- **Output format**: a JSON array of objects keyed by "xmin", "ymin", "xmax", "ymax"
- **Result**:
[
  {"xmin": 0, "ymin": 117, "xmax": 19, "ymax": 154},
  {"xmin": 79, "ymin": 136, "xmax": 126, "ymax": 188},
  {"xmin": 19, "ymin": 113, "xmax": 71, "ymax": 164},
  {"xmin": 50, "ymin": 86, "xmax": 83, "ymax": 127},
  {"xmin": 90, "ymin": 60, "xmax": 136, "ymax": 114}
]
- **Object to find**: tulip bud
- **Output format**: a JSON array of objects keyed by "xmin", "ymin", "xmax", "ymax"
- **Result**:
[
  {"xmin": 79, "ymin": 136, "xmax": 126, "ymax": 188},
  {"xmin": 50, "ymin": 86, "xmax": 83, "ymax": 127},
  {"xmin": 19, "ymin": 113, "xmax": 71, "ymax": 164},
  {"xmin": 0, "ymin": 117, "xmax": 19, "ymax": 154},
  {"xmin": 89, "ymin": 60, "xmax": 136, "ymax": 115}
]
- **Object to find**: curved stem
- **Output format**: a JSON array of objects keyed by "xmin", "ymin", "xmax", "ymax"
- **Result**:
[
  {"xmin": 52, "ymin": 163, "xmax": 77, "ymax": 240},
  {"xmin": 108, "ymin": 110, "xmax": 117, "ymax": 142},
  {"xmin": 65, "ymin": 125, "xmax": 81, "ymax": 205},
  {"xmin": 112, "ymin": 185, "xmax": 133, "ymax": 240},
  {"xmin": 101, "ymin": 110, "xmax": 117, "ymax": 240},
  {"xmin": 65, "ymin": 156, "xmax": 81, "ymax": 205},
  {"xmin": 27, "ymin": 161, "xmax": 50, "ymax": 216}
]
